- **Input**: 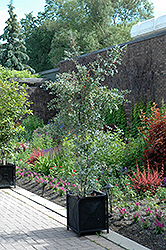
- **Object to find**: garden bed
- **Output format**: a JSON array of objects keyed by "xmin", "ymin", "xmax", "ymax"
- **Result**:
[{"xmin": 16, "ymin": 176, "xmax": 166, "ymax": 250}]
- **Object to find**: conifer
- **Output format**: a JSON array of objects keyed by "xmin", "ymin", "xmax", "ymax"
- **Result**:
[{"xmin": 0, "ymin": 1, "xmax": 34, "ymax": 72}]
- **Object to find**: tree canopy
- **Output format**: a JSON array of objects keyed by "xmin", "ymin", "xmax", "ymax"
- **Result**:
[{"xmin": 21, "ymin": 0, "xmax": 154, "ymax": 72}]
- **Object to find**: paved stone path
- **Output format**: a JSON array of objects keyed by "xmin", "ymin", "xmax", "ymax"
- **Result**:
[{"xmin": 0, "ymin": 190, "xmax": 124, "ymax": 250}]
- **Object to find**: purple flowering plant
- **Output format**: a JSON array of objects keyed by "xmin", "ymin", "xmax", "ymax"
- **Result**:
[
  {"xmin": 155, "ymin": 209, "xmax": 162, "ymax": 221},
  {"xmin": 133, "ymin": 212, "xmax": 139, "ymax": 222},
  {"xmin": 16, "ymin": 166, "xmax": 67, "ymax": 196},
  {"xmin": 141, "ymin": 219, "xmax": 151, "ymax": 229},
  {"xmin": 145, "ymin": 207, "xmax": 152, "ymax": 216},
  {"xmin": 154, "ymin": 219, "xmax": 165, "ymax": 234},
  {"xmin": 134, "ymin": 202, "xmax": 140, "ymax": 211},
  {"xmin": 119, "ymin": 207, "xmax": 127, "ymax": 218}
]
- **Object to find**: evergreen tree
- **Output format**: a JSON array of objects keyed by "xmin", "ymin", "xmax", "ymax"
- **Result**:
[{"xmin": 0, "ymin": 1, "xmax": 34, "ymax": 72}]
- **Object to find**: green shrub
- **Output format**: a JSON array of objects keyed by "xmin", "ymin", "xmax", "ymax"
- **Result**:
[
  {"xmin": 19, "ymin": 115, "xmax": 44, "ymax": 141},
  {"xmin": 130, "ymin": 100, "xmax": 153, "ymax": 138},
  {"xmin": 104, "ymin": 104, "xmax": 128, "ymax": 136},
  {"xmin": 130, "ymin": 101, "xmax": 146, "ymax": 138},
  {"xmin": 35, "ymin": 122, "xmax": 61, "ymax": 145},
  {"xmin": 0, "ymin": 78, "xmax": 32, "ymax": 163},
  {"xmin": 121, "ymin": 136, "xmax": 145, "ymax": 172},
  {"xmin": 155, "ymin": 186, "xmax": 166, "ymax": 201},
  {"xmin": 29, "ymin": 145, "xmax": 73, "ymax": 177},
  {"xmin": 0, "ymin": 65, "xmax": 39, "ymax": 81}
]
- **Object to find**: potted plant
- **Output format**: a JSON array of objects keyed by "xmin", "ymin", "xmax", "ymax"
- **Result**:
[
  {"xmin": 47, "ymin": 45, "xmax": 128, "ymax": 235},
  {"xmin": 0, "ymin": 75, "xmax": 32, "ymax": 188}
]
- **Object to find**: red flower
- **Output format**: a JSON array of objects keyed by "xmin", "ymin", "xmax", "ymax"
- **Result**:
[
  {"xmin": 53, "ymin": 166, "xmax": 56, "ymax": 168},
  {"xmin": 50, "ymin": 167, "xmax": 52, "ymax": 169},
  {"xmin": 60, "ymin": 166, "xmax": 62, "ymax": 168},
  {"xmin": 143, "ymin": 189, "xmax": 146, "ymax": 192},
  {"xmin": 73, "ymin": 170, "xmax": 76, "ymax": 172},
  {"xmin": 116, "ymin": 184, "xmax": 119, "ymax": 186},
  {"xmin": 125, "ymin": 183, "xmax": 129, "ymax": 186},
  {"xmin": 129, "ymin": 187, "xmax": 132, "ymax": 189}
]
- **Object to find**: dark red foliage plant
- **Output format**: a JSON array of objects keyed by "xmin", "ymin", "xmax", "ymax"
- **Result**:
[
  {"xmin": 26, "ymin": 148, "xmax": 45, "ymax": 165},
  {"xmin": 127, "ymin": 161, "xmax": 164, "ymax": 195},
  {"xmin": 139, "ymin": 103, "xmax": 166, "ymax": 176}
]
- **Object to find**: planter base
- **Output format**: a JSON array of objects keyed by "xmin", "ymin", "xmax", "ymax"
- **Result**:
[
  {"xmin": 67, "ymin": 191, "xmax": 109, "ymax": 236},
  {"xmin": 0, "ymin": 164, "xmax": 16, "ymax": 188}
]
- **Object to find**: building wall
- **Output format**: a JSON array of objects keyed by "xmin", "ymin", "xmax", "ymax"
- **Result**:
[
  {"xmin": 26, "ymin": 30, "xmax": 166, "ymax": 123},
  {"xmin": 27, "ymin": 87, "xmax": 57, "ymax": 124},
  {"xmin": 58, "ymin": 30, "xmax": 166, "ymax": 115}
]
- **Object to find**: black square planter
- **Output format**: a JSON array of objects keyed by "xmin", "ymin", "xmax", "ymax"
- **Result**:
[
  {"xmin": 67, "ymin": 191, "xmax": 109, "ymax": 236},
  {"xmin": 0, "ymin": 164, "xmax": 16, "ymax": 188}
]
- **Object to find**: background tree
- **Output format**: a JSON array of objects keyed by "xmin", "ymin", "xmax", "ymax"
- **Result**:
[
  {"xmin": 0, "ymin": 1, "xmax": 34, "ymax": 72},
  {"xmin": 21, "ymin": 17, "xmax": 56, "ymax": 72},
  {"xmin": 21, "ymin": 0, "xmax": 154, "ymax": 71}
]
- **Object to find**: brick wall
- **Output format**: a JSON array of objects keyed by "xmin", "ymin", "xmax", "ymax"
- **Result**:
[
  {"xmin": 58, "ymin": 30, "xmax": 166, "ymax": 120},
  {"xmin": 24, "ymin": 30, "xmax": 166, "ymax": 124},
  {"xmin": 27, "ymin": 87, "xmax": 57, "ymax": 124}
]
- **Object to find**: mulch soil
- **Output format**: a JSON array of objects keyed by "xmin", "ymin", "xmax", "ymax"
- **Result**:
[{"xmin": 16, "ymin": 176, "xmax": 166, "ymax": 250}]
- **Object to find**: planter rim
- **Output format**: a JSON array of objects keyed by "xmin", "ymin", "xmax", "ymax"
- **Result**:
[{"xmin": 67, "ymin": 190, "xmax": 107, "ymax": 199}]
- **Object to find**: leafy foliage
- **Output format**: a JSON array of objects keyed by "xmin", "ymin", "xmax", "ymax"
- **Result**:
[
  {"xmin": 19, "ymin": 115, "xmax": 44, "ymax": 141},
  {"xmin": 26, "ymin": 148, "xmax": 45, "ymax": 165},
  {"xmin": 105, "ymin": 104, "xmax": 128, "ymax": 136},
  {"xmin": 46, "ymin": 46, "xmax": 128, "ymax": 196},
  {"xmin": 130, "ymin": 101, "xmax": 146, "ymax": 138},
  {"xmin": 0, "ymin": 2, "xmax": 34, "ymax": 72},
  {"xmin": 127, "ymin": 161, "xmax": 164, "ymax": 195},
  {"xmin": 21, "ymin": 18, "xmax": 56, "ymax": 72},
  {"xmin": 130, "ymin": 100, "xmax": 153, "ymax": 138},
  {"xmin": 0, "ymin": 78, "xmax": 32, "ymax": 163},
  {"xmin": 0, "ymin": 65, "xmax": 38, "ymax": 81},
  {"xmin": 25, "ymin": 145, "xmax": 69, "ymax": 176},
  {"xmin": 140, "ymin": 103, "xmax": 166, "ymax": 175},
  {"xmin": 21, "ymin": 0, "xmax": 154, "ymax": 70},
  {"xmin": 121, "ymin": 136, "xmax": 145, "ymax": 172}
]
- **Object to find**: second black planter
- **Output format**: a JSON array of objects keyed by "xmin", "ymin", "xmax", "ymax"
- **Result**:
[
  {"xmin": 67, "ymin": 191, "xmax": 109, "ymax": 236},
  {"xmin": 0, "ymin": 164, "xmax": 16, "ymax": 188}
]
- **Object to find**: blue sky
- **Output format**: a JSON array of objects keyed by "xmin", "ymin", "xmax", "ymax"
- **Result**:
[{"xmin": 0, "ymin": 0, "xmax": 166, "ymax": 36}]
